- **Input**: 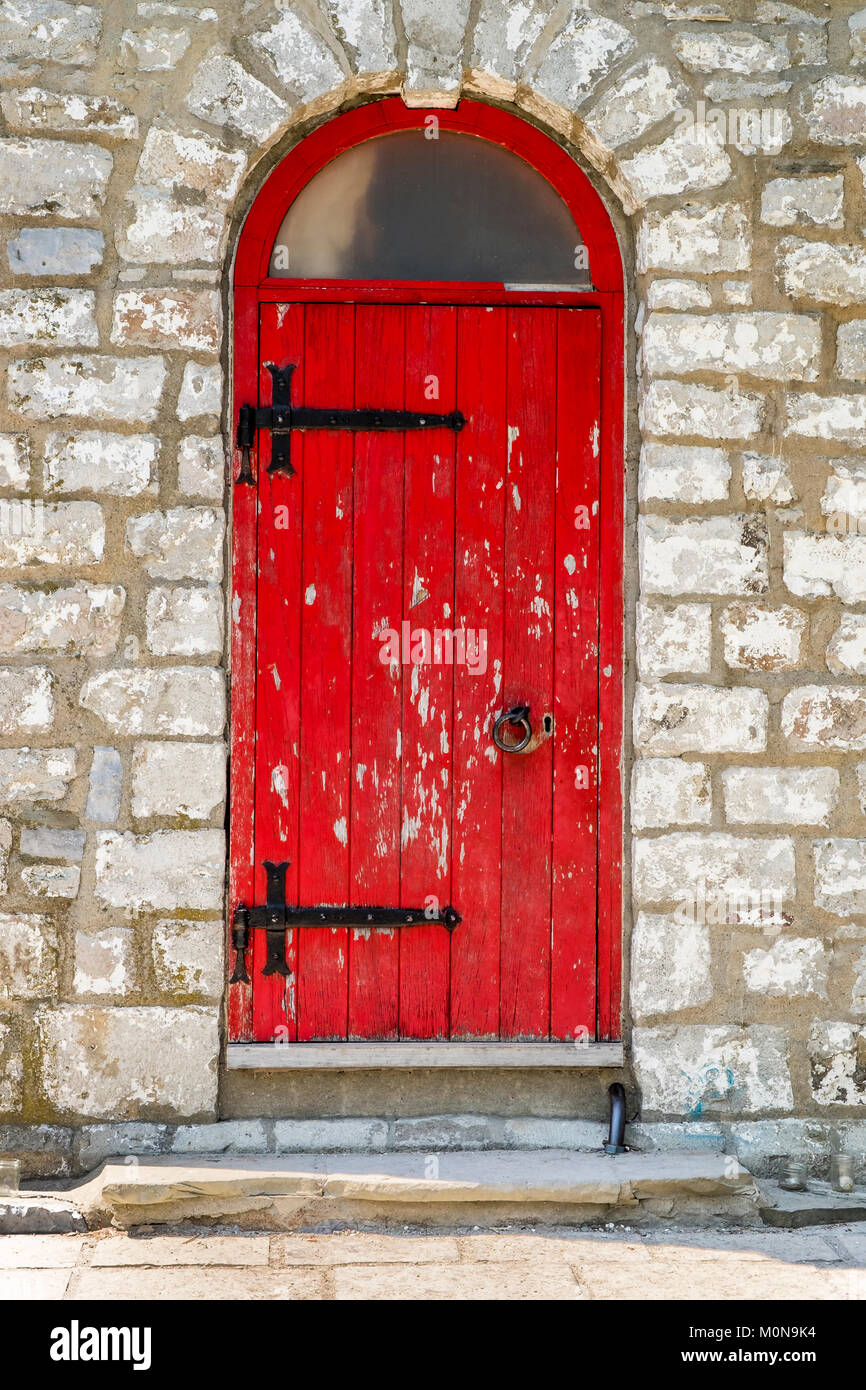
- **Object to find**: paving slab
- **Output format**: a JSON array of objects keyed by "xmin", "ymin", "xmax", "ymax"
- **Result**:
[
  {"xmin": 831, "ymin": 1229, "xmax": 866, "ymax": 1263},
  {"xmin": 456, "ymin": 1232, "xmax": 628, "ymax": 1262},
  {"xmin": 69, "ymin": 1267, "xmax": 327, "ymax": 1300},
  {"xmin": 0, "ymin": 1268, "xmax": 72, "ymax": 1299},
  {"xmin": 573, "ymin": 1260, "xmax": 851, "ymax": 1301},
  {"xmin": 0, "ymin": 1234, "xmax": 85, "ymax": 1268},
  {"xmin": 90, "ymin": 1235, "xmax": 270, "ymax": 1267},
  {"xmin": 641, "ymin": 1230, "xmax": 842, "ymax": 1264},
  {"xmin": 272, "ymin": 1232, "xmax": 460, "ymax": 1265},
  {"xmin": 333, "ymin": 1260, "xmax": 584, "ymax": 1300},
  {"xmin": 0, "ymin": 1225, "xmax": 859, "ymax": 1299}
]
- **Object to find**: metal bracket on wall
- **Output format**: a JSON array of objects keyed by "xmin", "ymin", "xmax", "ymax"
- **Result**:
[
  {"xmin": 231, "ymin": 860, "xmax": 462, "ymax": 982},
  {"xmin": 234, "ymin": 362, "xmax": 465, "ymax": 484}
]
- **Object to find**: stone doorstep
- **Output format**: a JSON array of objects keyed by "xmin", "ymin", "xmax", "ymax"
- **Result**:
[
  {"xmin": 0, "ymin": 1196, "xmax": 88, "ymax": 1235},
  {"xmin": 758, "ymin": 1180, "xmax": 866, "ymax": 1230},
  {"xmin": 11, "ymin": 1151, "xmax": 760, "ymax": 1230}
]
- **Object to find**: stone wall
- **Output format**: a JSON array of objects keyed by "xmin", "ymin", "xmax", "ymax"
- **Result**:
[{"xmin": 2, "ymin": 0, "xmax": 866, "ymax": 1165}]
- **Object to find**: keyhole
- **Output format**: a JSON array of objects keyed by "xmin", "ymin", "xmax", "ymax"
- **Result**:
[{"xmin": 543, "ymin": 714, "xmax": 553, "ymax": 735}]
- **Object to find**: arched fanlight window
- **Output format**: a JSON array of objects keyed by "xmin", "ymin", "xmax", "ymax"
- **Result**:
[{"xmin": 269, "ymin": 129, "xmax": 590, "ymax": 284}]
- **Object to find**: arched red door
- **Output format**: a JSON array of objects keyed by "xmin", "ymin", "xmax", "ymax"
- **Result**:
[{"xmin": 229, "ymin": 100, "xmax": 624, "ymax": 1048}]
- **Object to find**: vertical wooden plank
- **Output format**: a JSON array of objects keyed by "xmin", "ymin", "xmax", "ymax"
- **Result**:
[
  {"xmin": 449, "ymin": 306, "xmax": 507, "ymax": 1039},
  {"xmin": 228, "ymin": 287, "xmax": 257, "ymax": 1041},
  {"xmin": 296, "ymin": 304, "xmax": 354, "ymax": 1040},
  {"xmin": 550, "ymin": 308, "xmax": 601, "ymax": 1041},
  {"xmin": 348, "ymin": 305, "xmax": 405, "ymax": 1038},
  {"xmin": 252, "ymin": 302, "xmax": 304, "ymax": 1042},
  {"xmin": 398, "ymin": 306, "xmax": 457, "ymax": 1039},
  {"xmin": 499, "ymin": 307, "xmax": 557, "ymax": 1039},
  {"xmin": 596, "ymin": 301, "xmax": 625, "ymax": 1042}
]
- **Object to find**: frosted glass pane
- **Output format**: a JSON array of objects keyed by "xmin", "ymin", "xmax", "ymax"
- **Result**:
[{"xmin": 269, "ymin": 130, "xmax": 589, "ymax": 283}]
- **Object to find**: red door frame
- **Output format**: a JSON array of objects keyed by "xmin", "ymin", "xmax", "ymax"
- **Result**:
[{"xmin": 229, "ymin": 97, "xmax": 625, "ymax": 1044}]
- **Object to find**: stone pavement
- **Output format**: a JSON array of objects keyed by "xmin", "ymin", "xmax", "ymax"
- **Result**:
[{"xmin": 1, "ymin": 1224, "xmax": 865, "ymax": 1300}]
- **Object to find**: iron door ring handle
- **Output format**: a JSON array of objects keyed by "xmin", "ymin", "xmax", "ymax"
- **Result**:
[{"xmin": 492, "ymin": 704, "xmax": 532, "ymax": 753}]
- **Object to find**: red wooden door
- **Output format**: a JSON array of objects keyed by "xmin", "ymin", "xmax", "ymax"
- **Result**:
[{"xmin": 250, "ymin": 301, "xmax": 601, "ymax": 1043}]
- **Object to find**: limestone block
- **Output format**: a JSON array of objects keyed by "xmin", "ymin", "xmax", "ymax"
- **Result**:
[
  {"xmin": 44, "ymin": 432, "xmax": 157, "ymax": 497},
  {"xmin": 0, "ymin": 0, "xmax": 101, "ymax": 63},
  {"xmin": 7, "ymin": 228, "xmax": 103, "ymax": 276},
  {"xmin": 620, "ymin": 123, "xmax": 731, "ymax": 205},
  {"xmin": 145, "ymin": 584, "xmax": 223, "ymax": 657},
  {"xmin": 131, "ymin": 741, "xmax": 226, "ymax": 820},
  {"xmin": 0, "ymin": 749, "xmax": 73, "ymax": 802},
  {"xmin": 760, "ymin": 175, "xmax": 844, "ymax": 229},
  {"xmin": 8, "ymin": 357, "xmax": 166, "ymax": 425},
  {"xmin": 85, "ymin": 747, "xmax": 122, "ymax": 824},
  {"xmin": 813, "ymin": 840, "xmax": 866, "ymax": 915},
  {"xmin": 637, "ymin": 203, "xmax": 751, "ymax": 275},
  {"xmin": 151, "ymin": 920, "xmax": 224, "ymax": 997},
  {"xmin": 639, "ymin": 515, "xmax": 769, "ymax": 596},
  {"xmin": 827, "ymin": 612, "xmax": 866, "ymax": 675},
  {"xmin": 633, "ymin": 831, "xmax": 795, "ymax": 905},
  {"xmin": 631, "ymin": 758, "xmax": 711, "ymax": 830},
  {"xmin": 125, "ymin": 507, "xmax": 223, "ymax": 583},
  {"xmin": 185, "ymin": 53, "xmax": 286, "ymax": 141},
  {"xmin": 134, "ymin": 127, "xmax": 245, "ymax": 201},
  {"xmin": 808, "ymin": 1022, "xmax": 866, "ymax": 1106},
  {"xmin": 0, "ymin": 584, "xmax": 124, "ymax": 656},
  {"xmin": 635, "ymin": 602, "xmax": 711, "ymax": 678},
  {"xmin": 634, "ymin": 684, "xmax": 768, "ymax": 754},
  {"xmin": 37, "ymin": 1005, "xmax": 219, "ymax": 1119},
  {"xmin": 720, "ymin": 603, "xmax": 805, "ymax": 671},
  {"xmin": 641, "ymin": 381, "xmax": 764, "ymax": 440},
  {"xmin": 73, "ymin": 929, "xmax": 134, "ymax": 997},
  {"xmin": 118, "ymin": 194, "xmax": 224, "ymax": 265},
  {"xmin": 0, "ymin": 670, "xmax": 55, "ymax": 734},
  {"xmin": 119, "ymin": 26, "xmax": 190, "ymax": 71},
  {"xmin": 251, "ymin": 9, "xmax": 346, "ymax": 104},
  {"xmin": 634, "ymin": 1025, "xmax": 794, "ymax": 1115},
  {"xmin": 643, "ymin": 312, "xmax": 820, "ymax": 382},
  {"xmin": 176, "ymin": 435, "xmax": 223, "ymax": 500},
  {"xmin": 80, "ymin": 668, "xmax": 225, "ymax": 737},
  {"xmin": 743, "ymin": 937, "xmax": 828, "ymax": 998},
  {"xmin": 630, "ymin": 911, "xmax": 712, "ymax": 1018},
  {"xmin": 803, "ymin": 76, "xmax": 866, "ymax": 146},
  {"xmin": 176, "ymin": 362, "xmax": 222, "ymax": 420},
  {"xmin": 0, "ymin": 88, "xmax": 137, "ymax": 138},
  {"xmin": 722, "ymin": 766, "xmax": 839, "ymax": 826},
  {"xmin": 785, "ymin": 394, "xmax": 866, "ymax": 446},
  {"xmin": 111, "ymin": 289, "xmax": 220, "ymax": 352},
  {"xmin": 639, "ymin": 444, "xmax": 730, "ymax": 503},
  {"xmin": 782, "ymin": 687, "xmax": 866, "ymax": 751},
  {"xmin": 0, "ymin": 139, "xmax": 111, "ymax": 218},
  {"xmin": 0, "ymin": 915, "xmax": 55, "ymax": 999},
  {"xmin": 0, "ymin": 290, "xmax": 96, "ymax": 347}
]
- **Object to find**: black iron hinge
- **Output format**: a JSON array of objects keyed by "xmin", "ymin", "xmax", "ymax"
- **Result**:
[
  {"xmin": 234, "ymin": 362, "xmax": 465, "ymax": 484},
  {"xmin": 230, "ymin": 860, "xmax": 462, "ymax": 983}
]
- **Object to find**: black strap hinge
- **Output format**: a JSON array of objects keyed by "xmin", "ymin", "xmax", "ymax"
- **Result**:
[
  {"xmin": 234, "ymin": 362, "xmax": 465, "ymax": 485},
  {"xmin": 230, "ymin": 860, "xmax": 462, "ymax": 982}
]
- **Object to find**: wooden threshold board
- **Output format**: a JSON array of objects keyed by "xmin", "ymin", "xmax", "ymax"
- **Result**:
[{"xmin": 225, "ymin": 1042, "xmax": 624, "ymax": 1070}]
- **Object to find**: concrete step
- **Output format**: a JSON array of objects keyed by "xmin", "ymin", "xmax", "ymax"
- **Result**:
[
  {"xmin": 57, "ymin": 1150, "xmax": 760, "ymax": 1230},
  {"xmin": 758, "ymin": 1179, "xmax": 866, "ymax": 1229},
  {"xmin": 0, "ymin": 1195, "xmax": 88, "ymax": 1234}
]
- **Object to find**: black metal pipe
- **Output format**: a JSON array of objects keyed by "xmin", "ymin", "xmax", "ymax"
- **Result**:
[{"xmin": 604, "ymin": 1082, "xmax": 627, "ymax": 1155}]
